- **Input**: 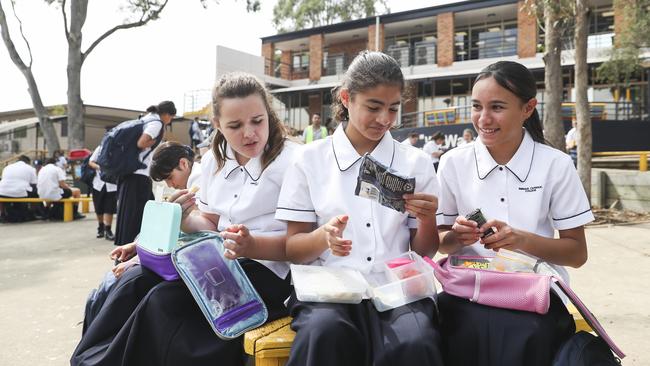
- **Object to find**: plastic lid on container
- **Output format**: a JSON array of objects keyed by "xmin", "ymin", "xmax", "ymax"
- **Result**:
[{"xmin": 290, "ymin": 264, "xmax": 368, "ymax": 304}]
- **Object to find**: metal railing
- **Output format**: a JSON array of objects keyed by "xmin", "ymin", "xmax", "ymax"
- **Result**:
[
  {"xmin": 455, "ymin": 30, "xmax": 517, "ymax": 62},
  {"xmin": 264, "ymin": 58, "xmax": 309, "ymax": 80},
  {"xmin": 400, "ymin": 101, "xmax": 647, "ymax": 128},
  {"xmin": 385, "ymin": 40, "xmax": 437, "ymax": 68},
  {"xmin": 323, "ymin": 54, "xmax": 349, "ymax": 76}
]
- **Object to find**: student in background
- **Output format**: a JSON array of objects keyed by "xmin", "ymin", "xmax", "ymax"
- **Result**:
[
  {"xmin": 456, "ymin": 128, "xmax": 475, "ymax": 146},
  {"xmin": 0, "ymin": 155, "xmax": 39, "ymax": 222},
  {"xmin": 37, "ymin": 157, "xmax": 84, "ymax": 220},
  {"xmin": 276, "ymin": 51, "xmax": 443, "ymax": 366},
  {"xmin": 189, "ymin": 117, "xmax": 203, "ymax": 151},
  {"xmin": 88, "ymin": 146, "xmax": 117, "ymax": 241},
  {"xmin": 114, "ymin": 101, "xmax": 176, "ymax": 246},
  {"xmin": 422, "ymin": 131, "xmax": 447, "ymax": 171},
  {"xmin": 401, "ymin": 132, "xmax": 419, "ymax": 146},
  {"xmin": 436, "ymin": 61, "xmax": 592, "ymax": 366}
]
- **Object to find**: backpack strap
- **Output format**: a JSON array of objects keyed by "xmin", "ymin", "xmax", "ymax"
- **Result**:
[{"xmin": 141, "ymin": 119, "xmax": 164, "ymax": 161}]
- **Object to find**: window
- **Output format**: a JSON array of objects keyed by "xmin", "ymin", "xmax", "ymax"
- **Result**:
[
  {"xmin": 292, "ymin": 51, "xmax": 309, "ymax": 71},
  {"xmin": 13, "ymin": 127, "xmax": 27, "ymax": 138}
]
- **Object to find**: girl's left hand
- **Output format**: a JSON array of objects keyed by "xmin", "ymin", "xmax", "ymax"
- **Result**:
[
  {"xmin": 221, "ymin": 224, "xmax": 255, "ymax": 260},
  {"xmin": 403, "ymin": 193, "xmax": 438, "ymax": 222},
  {"xmin": 479, "ymin": 219, "xmax": 526, "ymax": 251}
]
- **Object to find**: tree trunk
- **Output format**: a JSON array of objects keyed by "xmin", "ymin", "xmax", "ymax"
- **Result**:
[
  {"xmin": 0, "ymin": 3, "xmax": 60, "ymax": 153},
  {"xmin": 574, "ymin": 0, "xmax": 592, "ymax": 200},
  {"xmin": 542, "ymin": 3, "xmax": 565, "ymax": 151},
  {"xmin": 66, "ymin": 0, "xmax": 88, "ymax": 150}
]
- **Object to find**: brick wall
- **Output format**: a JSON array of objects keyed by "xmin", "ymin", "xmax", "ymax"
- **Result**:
[
  {"xmin": 368, "ymin": 23, "xmax": 385, "ymax": 52},
  {"xmin": 309, "ymin": 34, "xmax": 323, "ymax": 81},
  {"xmin": 403, "ymin": 83, "xmax": 418, "ymax": 114},
  {"xmin": 280, "ymin": 50, "xmax": 291, "ymax": 80},
  {"xmin": 517, "ymin": 1, "xmax": 537, "ymax": 58},
  {"xmin": 261, "ymin": 42, "xmax": 274, "ymax": 76},
  {"xmin": 328, "ymin": 39, "xmax": 367, "ymax": 61},
  {"xmin": 437, "ymin": 12, "xmax": 454, "ymax": 67},
  {"xmin": 308, "ymin": 94, "xmax": 322, "ymax": 118}
]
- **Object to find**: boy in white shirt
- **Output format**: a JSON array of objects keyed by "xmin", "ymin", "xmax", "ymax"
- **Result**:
[{"xmin": 37, "ymin": 157, "xmax": 84, "ymax": 220}]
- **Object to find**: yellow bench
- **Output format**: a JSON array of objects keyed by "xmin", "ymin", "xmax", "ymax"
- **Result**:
[
  {"xmin": 244, "ymin": 306, "xmax": 593, "ymax": 365},
  {"xmin": 0, "ymin": 197, "xmax": 92, "ymax": 222}
]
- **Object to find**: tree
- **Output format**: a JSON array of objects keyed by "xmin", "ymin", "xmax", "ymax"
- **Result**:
[
  {"xmin": 273, "ymin": 0, "xmax": 388, "ymax": 33},
  {"xmin": 0, "ymin": 1, "xmax": 61, "ymax": 152},
  {"xmin": 61, "ymin": 0, "xmax": 170, "ymax": 149},
  {"xmin": 574, "ymin": 0, "xmax": 592, "ymax": 199},
  {"xmin": 597, "ymin": 0, "xmax": 650, "ymax": 92}
]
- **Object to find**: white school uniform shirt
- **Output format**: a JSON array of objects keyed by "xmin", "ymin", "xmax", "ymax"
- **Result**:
[
  {"xmin": 187, "ymin": 161, "xmax": 202, "ymax": 200},
  {"xmin": 0, "ymin": 161, "xmax": 37, "ymax": 197},
  {"xmin": 276, "ymin": 124, "xmax": 439, "ymax": 273},
  {"xmin": 436, "ymin": 129, "xmax": 594, "ymax": 283},
  {"xmin": 37, "ymin": 164, "xmax": 66, "ymax": 200},
  {"xmin": 134, "ymin": 113, "xmax": 164, "ymax": 176},
  {"xmin": 197, "ymin": 140, "xmax": 300, "ymax": 279},
  {"xmin": 89, "ymin": 146, "xmax": 117, "ymax": 193},
  {"xmin": 422, "ymin": 141, "xmax": 444, "ymax": 164}
]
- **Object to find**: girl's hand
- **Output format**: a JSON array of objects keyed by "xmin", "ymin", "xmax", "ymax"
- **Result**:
[
  {"xmin": 110, "ymin": 242, "xmax": 137, "ymax": 262},
  {"xmin": 323, "ymin": 215, "xmax": 351, "ymax": 256},
  {"xmin": 168, "ymin": 189, "xmax": 196, "ymax": 219},
  {"xmin": 403, "ymin": 193, "xmax": 438, "ymax": 222},
  {"xmin": 451, "ymin": 216, "xmax": 481, "ymax": 246},
  {"xmin": 112, "ymin": 256, "xmax": 139, "ymax": 279},
  {"xmin": 480, "ymin": 219, "xmax": 526, "ymax": 251},
  {"xmin": 221, "ymin": 224, "xmax": 255, "ymax": 260}
]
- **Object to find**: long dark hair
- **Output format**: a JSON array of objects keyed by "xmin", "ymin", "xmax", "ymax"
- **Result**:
[
  {"xmin": 211, "ymin": 72, "xmax": 286, "ymax": 172},
  {"xmin": 146, "ymin": 100, "xmax": 177, "ymax": 116},
  {"xmin": 474, "ymin": 61, "xmax": 546, "ymax": 144},
  {"xmin": 331, "ymin": 50, "xmax": 405, "ymax": 122}
]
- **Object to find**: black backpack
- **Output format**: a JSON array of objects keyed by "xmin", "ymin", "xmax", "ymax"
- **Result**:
[
  {"xmin": 553, "ymin": 331, "xmax": 621, "ymax": 366},
  {"xmin": 97, "ymin": 118, "xmax": 163, "ymax": 183},
  {"xmin": 79, "ymin": 155, "xmax": 96, "ymax": 188}
]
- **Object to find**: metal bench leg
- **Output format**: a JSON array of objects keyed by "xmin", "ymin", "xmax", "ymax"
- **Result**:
[
  {"xmin": 63, "ymin": 201, "xmax": 73, "ymax": 222},
  {"xmin": 81, "ymin": 200, "xmax": 90, "ymax": 213}
]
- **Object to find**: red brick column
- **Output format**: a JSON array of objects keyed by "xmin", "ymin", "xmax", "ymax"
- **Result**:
[
  {"xmin": 308, "ymin": 94, "xmax": 322, "ymax": 118},
  {"xmin": 280, "ymin": 50, "xmax": 291, "ymax": 80},
  {"xmin": 437, "ymin": 12, "xmax": 454, "ymax": 67},
  {"xmin": 517, "ymin": 1, "xmax": 537, "ymax": 58},
  {"xmin": 614, "ymin": 0, "xmax": 629, "ymax": 46},
  {"xmin": 368, "ymin": 23, "xmax": 385, "ymax": 51},
  {"xmin": 261, "ymin": 42, "xmax": 274, "ymax": 76},
  {"xmin": 309, "ymin": 34, "xmax": 323, "ymax": 81},
  {"xmin": 403, "ymin": 83, "xmax": 418, "ymax": 114}
]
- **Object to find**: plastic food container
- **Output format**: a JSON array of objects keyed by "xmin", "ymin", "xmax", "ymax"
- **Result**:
[
  {"xmin": 367, "ymin": 251, "xmax": 437, "ymax": 312},
  {"xmin": 290, "ymin": 251, "xmax": 437, "ymax": 311},
  {"xmin": 291, "ymin": 264, "xmax": 368, "ymax": 304}
]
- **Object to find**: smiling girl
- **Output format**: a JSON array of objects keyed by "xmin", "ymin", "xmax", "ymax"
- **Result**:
[
  {"xmin": 275, "ymin": 51, "xmax": 443, "ymax": 366},
  {"xmin": 436, "ymin": 61, "xmax": 593, "ymax": 365}
]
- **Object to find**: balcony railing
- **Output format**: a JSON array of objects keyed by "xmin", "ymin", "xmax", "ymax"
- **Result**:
[
  {"xmin": 455, "ymin": 29, "xmax": 517, "ymax": 61},
  {"xmin": 561, "ymin": 32, "xmax": 614, "ymax": 50},
  {"xmin": 323, "ymin": 54, "xmax": 349, "ymax": 76},
  {"xmin": 385, "ymin": 40, "xmax": 437, "ymax": 68},
  {"xmin": 264, "ymin": 58, "xmax": 309, "ymax": 80},
  {"xmin": 400, "ymin": 101, "xmax": 646, "ymax": 128}
]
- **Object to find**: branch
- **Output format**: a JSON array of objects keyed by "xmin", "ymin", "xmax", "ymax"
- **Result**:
[
  {"xmin": 8, "ymin": 0, "xmax": 33, "ymax": 67},
  {"xmin": 81, "ymin": 0, "xmax": 169, "ymax": 63},
  {"xmin": 61, "ymin": 0, "xmax": 70, "ymax": 41},
  {"xmin": 0, "ymin": 1, "xmax": 28, "ymax": 72}
]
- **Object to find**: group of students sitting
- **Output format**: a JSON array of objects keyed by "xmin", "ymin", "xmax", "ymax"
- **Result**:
[
  {"xmin": 0, "ymin": 153, "xmax": 85, "ymax": 222},
  {"xmin": 71, "ymin": 51, "xmax": 593, "ymax": 366}
]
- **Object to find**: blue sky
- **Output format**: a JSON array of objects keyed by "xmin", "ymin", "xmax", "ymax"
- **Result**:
[{"xmin": 0, "ymin": 0, "xmax": 457, "ymax": 114}]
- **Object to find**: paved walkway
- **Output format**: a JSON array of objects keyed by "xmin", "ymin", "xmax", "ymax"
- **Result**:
[{"xmin": 0, "ymin": 218, "xmax": 648, "ymax": 365}]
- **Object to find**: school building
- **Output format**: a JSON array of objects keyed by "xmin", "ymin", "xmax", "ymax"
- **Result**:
[{"xmin": 252, "ymin": 0, "xmax": 648, "ymax": 131}]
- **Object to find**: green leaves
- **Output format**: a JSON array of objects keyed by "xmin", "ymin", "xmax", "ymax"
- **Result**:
[{"xmin": 272, "ymin": 0, "xmax": 388, "ymax": 33}]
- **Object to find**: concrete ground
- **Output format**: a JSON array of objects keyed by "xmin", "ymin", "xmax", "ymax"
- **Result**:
[{"xmin": 0, "ymin": 217, "xmax": 648, "ymax": 365}]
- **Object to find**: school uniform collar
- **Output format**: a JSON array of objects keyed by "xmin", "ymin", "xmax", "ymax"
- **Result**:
[
  {"xmin": 222, "ymin": 145, "xmax": 264, "ymax": 181},
  {"xmin": 331, "ymin": 123, "xmax": 396, "ymax": 171},
  {"xmin": 474, "ymin": 128, "xmax": 535, "ymax": 182}
]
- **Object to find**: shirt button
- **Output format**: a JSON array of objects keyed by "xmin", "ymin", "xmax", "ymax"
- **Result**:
[
  {"xmin": 366, "ymin": 223, "xmax": 371, "ymax": 228},
  {"xmin": 499, "ymin": 166, "xmax": 504, "ymax": 171},
  {"xmin": 500, "ymin": 197, "xmax": 505, "ymax": 202},
  {"xmin": 366, "ymin": 257, "xmax": 372, "ymax": 262},
  {"xmin": 234, "ymin": 194, "xmax": 238, "ymax": 198},
  {"xmin": 240, "ymin": 168, "xmax": 243, "ymax": 171}
]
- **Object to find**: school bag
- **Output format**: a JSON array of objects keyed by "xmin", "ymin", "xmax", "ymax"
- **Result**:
[
  {"xmin": 78, "ymin": 155, "xmax": 96, "ymax": 188},
  {"xmin": 97, "ymin": 118, "xmax": 163, "ymax": 183},
  {"xmin": 553, "ymin": 331, "xmax": 621, "ymax": 366}
]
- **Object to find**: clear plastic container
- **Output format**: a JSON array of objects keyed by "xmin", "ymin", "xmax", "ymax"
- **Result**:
[
  {"xmin": 290, "ymin": 264, "xmax": 368, "ymax": 304},
  {"xmin": 366, "ymin": 252, "xmax": 437, "ymax": 312},
  {"xmin": 488, "ymin": 249, "xmax": 537, "ymax": 273}
]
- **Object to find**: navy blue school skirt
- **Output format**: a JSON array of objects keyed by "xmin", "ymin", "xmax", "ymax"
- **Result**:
[
  {"xmin": 437, "ymin": 291, "xmax": 575, "ymax": 366},
  {"xmin": 72, "ymin": 259, "xmax": 291, "ymax": 366},
  {"xmin": 286, "ymin": 292, "xmax": 444, "ymax": 366}
]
